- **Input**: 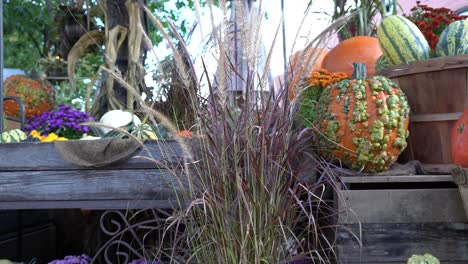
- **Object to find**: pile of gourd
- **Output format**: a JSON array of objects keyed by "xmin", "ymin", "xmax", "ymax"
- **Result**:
[
  {"xmin": 98, "ymin": 110, "xmax": 163, "ymax": 140},
  {"xmin": 300, "ymin": 15, "xmax": 468, "ymax": 172},
  {"xmin": 0, "ymin": 110, "xmax": 161, "ymax": 143},
  {"xmin": 377, "ymin": 15, "xmax": 467, "ymax": 67},
  {"xmin": 304, "ymin": 15, "xmax": 467, "ymax": 172},
  {"xmin": 0, "ymin": 129, "xmax": 27, "ymax": 143},
  {"xmin": 317, "ymin": 15, "xmax": 467, "ymax": 77},
  {"xmin": 377, "ymin": 15, "xmax": 468, "ymax": 168}
]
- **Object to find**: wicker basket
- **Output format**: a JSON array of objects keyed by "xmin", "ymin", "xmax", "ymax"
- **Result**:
[{"xmin": 379, "ymin": 55, "xmax": 468, "ymax": 165}]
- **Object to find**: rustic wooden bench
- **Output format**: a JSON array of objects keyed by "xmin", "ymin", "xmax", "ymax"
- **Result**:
[
  {"xmin": 0, "ymin": 140, "xmax": 184, "ymax": 210},
  {"xmin": 2, "ymin": 141, "xmax": 468, "ymax": 263}
]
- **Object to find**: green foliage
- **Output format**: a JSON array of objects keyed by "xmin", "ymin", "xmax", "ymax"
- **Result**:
[
  {"xmin": 331, "ymin": 0, "xmax": 400, "ymax": 40},
  {"xmin": 4, "ymin": 0, "xmax": 200, "ymax": 72},
  {"xmin": 298, "ymin": 85, "xmax": 322, "ymax": 126},
  {"xmin": 146, "ymin": 0, "xmax": 197, "ymax": 45},
  {"xmin": 3, "ymin": 0, "xmax": 104, "ymax": 72},
  {"xmin": 4, "ymin": 0, "xmax": 206, "ymax": 114},
  {"xmin": 375, "ymin": 55, "xmax": 390, "ymax": 73},
  {"xmin": 52, "ymin": 52, "xmax": 103, "ymax": 109},
  {"xmin": 3, "ymin": 0, "xmax": 55, "ymax": 71}
]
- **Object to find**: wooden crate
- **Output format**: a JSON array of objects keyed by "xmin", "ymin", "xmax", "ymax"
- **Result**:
[
  {"xmin": 335, "ymin": 173, "xmax": 468, "ymax": 263},
  {"xmin": 379, "ymin": 55, "xmax": 468, "ymax": 165}
]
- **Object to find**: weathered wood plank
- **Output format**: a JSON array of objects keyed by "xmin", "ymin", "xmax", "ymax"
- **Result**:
[
  {"xmin": 452, "ymin": 167, "xmax": 468, "ymax": 221},
  {"xmin": 0, "ymin": 140, "xmax": 184, "ymax": 171},
  {"xmin": 452, "ymin": 167, "xmax": 468, "ymax": 185},
  {"xmin": 338, "ymin": 223, "xmax": 468, "ymax": 263},
  {"xmin": 346, "ymin": 263, "xmax": 468, "ymax": 264},
  {"xmin": 339, "ymin": 174, "xmax": 453, "ymax": 183},
  {"xmin": 380, "ymin": 55, "xmax": 468, "ymax": 164},
  {"xmin": 337, "ymin": 189, "xmax": 466, "ymax": 223},
  {"xmin": 379, "ymin": 54, "xmax": 468, "ymax": 79},
  {"xmin": 0, "ymin": 169, "xmax": 186, "ymax": 202},
  {"xmin": 0, "ymin": 200, "xmax": 182, "ymax": 210},
  {"xmin": 423, "ymin": 164, "xmax": 457, "ymax": 175},
  {"xmin": 410, "ymin": 112, "xmax": 463, "ymax": 122}
]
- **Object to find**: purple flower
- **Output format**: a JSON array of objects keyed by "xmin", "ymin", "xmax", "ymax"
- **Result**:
[
  {"xmin": 25, "ymin": 104, "xmax": 95, "ymax": 139},
  {"xmin": 48, "ymin": 254, "xmax": 91, "ymax": 264}
]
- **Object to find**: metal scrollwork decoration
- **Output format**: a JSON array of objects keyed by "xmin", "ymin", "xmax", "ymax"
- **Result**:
[{"xmin": 91, "ymin": 209, "xmax": 175, "ymax": 264}]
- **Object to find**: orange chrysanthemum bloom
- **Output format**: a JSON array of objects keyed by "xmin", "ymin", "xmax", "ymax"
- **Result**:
[{"xmin": 308, "ymin": 69, "xmax": 349, "ymax": 89}]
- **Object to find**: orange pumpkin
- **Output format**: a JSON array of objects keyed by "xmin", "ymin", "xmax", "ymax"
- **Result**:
[
  {"xmin": 180, "ymin": 130, "xmax": 193, "ymax": 138},
  {"xmin": 3, "ymin": 75, "xmax": 55, "ymax": 119},
  {"xmin": 288, "ymin": 48, "xmax": 328, "ymax": 100},
  {"xmin": 451, "ymin": 109, "xmax": 468, "ymax": 167},
  {"xmin": 314, "ymin": 63, "xmax": 410, "ymax": 172},
  {"xmin": 322, "ymin": 36, "xmax": 382, "ymax": 77}
]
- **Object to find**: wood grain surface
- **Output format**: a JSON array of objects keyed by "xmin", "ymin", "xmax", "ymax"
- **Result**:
[
  {"xmin": 0, "ymin": 140, "xmax": 188, "ymax": 209},
  {"xmin": 338, "ymin": 223, "xmax": 468, "ymax": 263},
  {"xmin": 0, "ymin": 140, "xmax": 184, "ymax": 171},
  {"xmin": 380, "ymin": 55, "xmax": 468, "ymax": 165}
]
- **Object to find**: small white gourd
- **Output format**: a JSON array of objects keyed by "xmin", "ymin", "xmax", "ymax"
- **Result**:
[{"xmin": 99, "ymin": 110, "xmax": 141, "ymax": 134}]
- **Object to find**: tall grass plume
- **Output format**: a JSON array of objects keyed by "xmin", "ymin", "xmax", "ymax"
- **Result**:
[{"xmin": 96, "ymin": 0, "xmax": 350, "ymax": 262}]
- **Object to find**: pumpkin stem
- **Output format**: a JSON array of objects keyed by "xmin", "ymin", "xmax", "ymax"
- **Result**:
[
  {"xmin": 351, "ymin": 63, "xmax": 367, "ymax": 79},
  {"xmin": 458, "ymin": 123, "xmax": 465, "ymax": 134}
]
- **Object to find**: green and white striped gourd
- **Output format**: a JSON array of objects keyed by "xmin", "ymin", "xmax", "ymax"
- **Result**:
[
  {"xmin": 0, "ymin": 129, "xmax": 27, "ymax": 143},
  {"xmin": 436, "ymin": 19, "xmax": 468, "ymax": 57},
  {"xmin": 131, "ymin": 124, "xmax": 158, "ymax": 140},
  {"xmin": 377, "ymin": 15, "xmax": 430, "ymax": 65},
  {"xmin": 375, "ymin": 55, "xmax": 390, "ymax": 73}
]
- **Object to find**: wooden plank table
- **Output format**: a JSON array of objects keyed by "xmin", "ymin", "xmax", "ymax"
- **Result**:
[{"xmin": 0, "ymin": 140, "xmax": 185, "ymax": 210}]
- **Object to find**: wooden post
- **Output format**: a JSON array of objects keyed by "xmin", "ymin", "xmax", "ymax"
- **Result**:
[{"xmin": 452, "ymin": 167, "xmax": 468, "ymax": 221}]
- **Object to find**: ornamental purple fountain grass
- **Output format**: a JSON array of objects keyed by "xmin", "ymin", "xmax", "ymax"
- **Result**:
[{"xmin": 25, "ymin": 104, "xmax": 94, "ymax": 139}]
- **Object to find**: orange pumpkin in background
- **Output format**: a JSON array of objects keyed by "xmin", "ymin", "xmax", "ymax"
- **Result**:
[
  {"xmin": 288, "ymin": 48, "xmax": 328, "ymax": 99},
  {"xmin": 451, "ymin": 110, "xmax": 468, "ymax": 167},
  {"xmin": 3, "ymin": 75, "xmax": 55, "ymax": 119},
  {"xmin": 322, "ymin": 36, "xmax": 382, "ymax": 77}
]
